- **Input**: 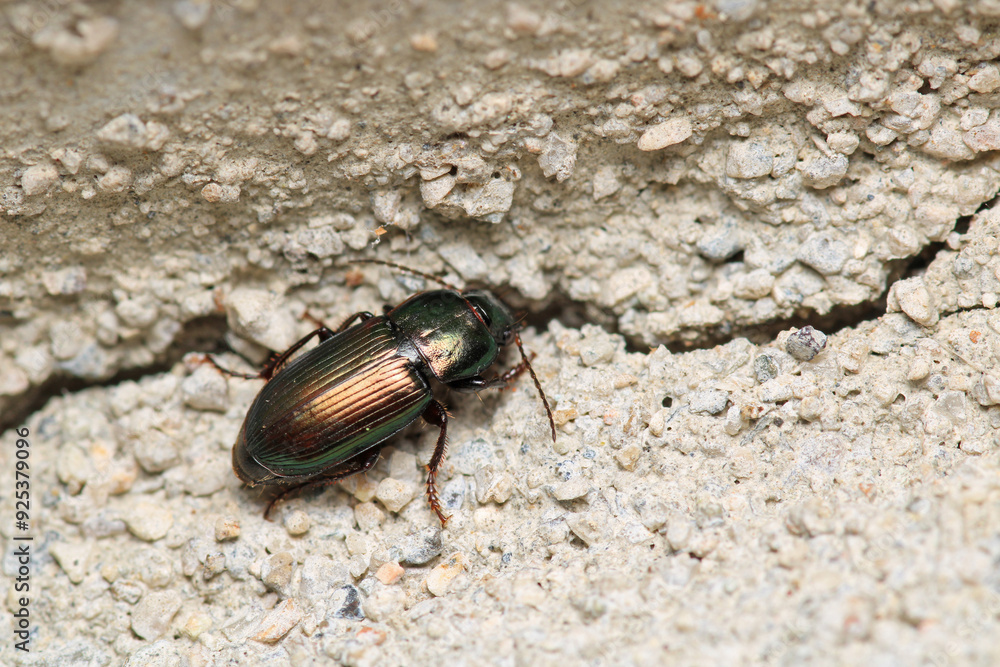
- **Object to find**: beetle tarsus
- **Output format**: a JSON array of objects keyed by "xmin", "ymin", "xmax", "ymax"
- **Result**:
[
  {"xmin": 422, "ymin": 400, "xmax": 451, "ymax": 526},
  {"xmin": 202, "ymin": 354, "xmax": 260, "ymax": 380},
  {"xmin": 331, "ymin": 310, "xmax": 375, "ymax": 333},
  {"xmin": 260, "ymin": 326, "xmax": 336, "ymax": 380}
]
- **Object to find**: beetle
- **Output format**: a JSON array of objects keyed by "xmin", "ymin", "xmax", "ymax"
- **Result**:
[{"xmin": 210, "ymin": 259, "xmax": 555, "ymax": 525}]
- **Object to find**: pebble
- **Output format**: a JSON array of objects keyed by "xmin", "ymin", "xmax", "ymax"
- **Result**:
[
  {"xmin": 725, "ymin": 141, "xmax": 773, "ymax": 178},
  {"xmin": 97, "ymin": 166, "xmax": 133, "ymax": 193},
  {"xmin": 284, "ymin": 510, "xmax": 311, "ymax": 536},
  {"xmin": 376, "ymin": 477, "xmax": 416, "ymax": 513},
  {"xmin": 785, "ymin": 326, "xmax": 828, "ymax": 361},
  {"xmin": 578, "ymin": 336, "xmax": 616, "ymax": 366},
  {"xmin": 537, "ymin": 133, "xmax": 577, "ymax": 182},
  {"xmin": 392, "ymin": 528, "xmax": 442, "ymax": 565},
  {"xmin": 41, "ymin": 266, "xmax": 87, "ymax": 296},
  {"xmin": 96, "ymin": 114, "xmax": 148, "ymax": 149},
  {"xmin": 637, "ymin": 118, "xmax": 693, "ymax": 151},
  {"xmin": 753, "ymin": 354, "xmax": 779, "ymax": 382},
  {"xmin": 425, "ymin": 552, "xmax": 468, "ymax": 596},
  {"xmin": 181, "ymin": 365, "xmax": 229, "ymax": 412},
  {"xmin": 173, "ymin": 454, "xmax": 228, "ymax": 497},
  {"xmin": 891, "ymin": 278, "xmax": 939, "ymax": 327},
  {"xmin": 552, "ymin": 477, "xmax": 591, "ymax": 501},
  {"xmin": 330, "ymin": 584, "xmax": 365, "ymax": 620},
  {"xmin": 409, "ymin": 33, "xmax": 438, "ymax": 52},
  {"xmin": 614, "ymin": 443, "xmax": 642, "ymax": 471},
  {"xmin": 688, "ymin": 390, "xmax": 729, "ymax": 415},
  {"xmin": 261, "ymin": 552, "xmax": 294, "ymax": 592},
  {"xmin": 724, "ymin": 405, "xmax": 747, "ymax": 435},
  {"xmin": 364, "ymin": 587, "xmax": 406, "ymax": 622},
  {"xmin": 110, "ymin": 580, "xmax": 143, "ymax": 605},
  {"xmin": 796, "ymin": 234, "xmax": 849, "ymax": 275},
  {"xmin": 201, "ymin": 183, "xmax": 240, "ymax": 203},
  {"xmin": 566, "ymin": 511, "xmax": 609, "ymax": 546},
  {"xmin": 759, "ymin": 376, "xmax": 795, "ymax": 403},
  {"xmin": 173, "ymin": 0, "xmax": 211, "ymax": 30},
  {"xmin": 50, "ymin": 541, "xmax": 92, "ymax": 584},
  {"xmin": 224, "ymin": 288, "xmax": 297, "ymax": 351},
  {"xmin": 733, "ymin": 269, "xmax": 775, "ymax": 300},
  {"xmin": 592, "ymin": 166, "xmax": 621, "ymax": 199},
  {"xmin": 354, "ymin": 502, "xmax": 385, "ymax": 531},
  {"xmin": 21, "ymin": 164, "xmax": 59, "ymax": 196},
  {"xmin": 388, "ymin": 450, "xmax": 419, "ymax": 482},
  {"xmin": 32, "ymin": 16, "xmax": 119, "ymax": 65},
  {"xmin": 252, "ymin": 599, "xmax": 302, "ymax": 643},
  {"xmin": 180, "ymin": 611, "xmax": 213, "ymax": 640},
  {"xmin": 968, "ymin": 64, "xmax": 1000, "ymax": 93},
  {"xmin": 133, "ymin": 431, "xmax": 180, "ymax": 473},
  {"xmin": 475, "ymin": 466, "xmax": 514, "ymax": 504},
  {"xmin": 124, "ymin": 502, "xmax": 174, "ymax": 542},
  {"xmin": 697, "ymin": 229, "xmax": 744, "ymax": 262},
  {"xmin": 131, "ymin": 590, "xmax": 183, "ymax": 640},
  {"xmin": 375, "ymin": 561, "xmax": 404, "ymax": 585},
  {"xmin": 797, "ymin": 153, "xmax": 848, "ymax": 189},
  {"xmin": 964, "ymin": 117, "xmax": 1000, "ymax": 153},
  {"xmin": 437, "ymin": 243, "xmax": 489, "ymax": 281}
]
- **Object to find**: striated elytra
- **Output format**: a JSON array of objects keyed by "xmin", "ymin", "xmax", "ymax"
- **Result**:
[{"xmin": 214, "ymin": 261, "xmax": 555, "ymax": 525}]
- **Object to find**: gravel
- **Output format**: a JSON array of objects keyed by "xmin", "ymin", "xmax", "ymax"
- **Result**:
[{"xmin": 4, "ymin": 2, "xmax": 1000, "ymax": 665}]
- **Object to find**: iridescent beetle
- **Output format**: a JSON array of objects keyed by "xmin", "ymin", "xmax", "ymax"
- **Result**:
[{"xmin": 211, "ymin": 259, "xmax": 555, "ymax": 525}]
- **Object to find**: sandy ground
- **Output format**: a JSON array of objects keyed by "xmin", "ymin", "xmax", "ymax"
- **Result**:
[{"xmin": 2, "ymin": 1, "xmax": 1000, "ymax": 665}]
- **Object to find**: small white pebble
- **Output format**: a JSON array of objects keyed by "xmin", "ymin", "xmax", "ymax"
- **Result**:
[
  {"xmin": 425, "ymin": 552, "xmax": 468, "ymax": 596},
  {"xmin": 284, "ymin": 509, "xmax": 311, "ymax": 536},
  {"xmin": 181, "ymin": 365, "xmax": 229, "ymax": 412},
  {"xmin": 124, "ymin": 502, "xmax": 174, "ymax": 542},
  {"xmin": 552, "ymin": 477, "xmax": 591, "ymax": 501},
  {"xmin": 201, "ymin": 182, "xmax": 240, "ymax": 203},
  {"xmin": 354, "ymin": 501, "xmax": 385, "ymax": 531},
  {"xmin": 410, "ymin": 33, "xmax": 438, "ymax": 52},
  {"xmin": 50, "ymin": 541, "xmax": 91, "ymax": 584},
  {"xmin": 21, "ymin": 164, "xmax": 59, "ymax": 196},
  {"xmin": 891, "ymin": 278, "xmax": 938, "ymax": 327},
  {"xmin": 637, "ymin": 118, "xmax": 693, "ymax": 151},
  {"xmin": 214, "ymin": 516, "xmax": 240, "ymax": 541},
  {"xmin": 131, "ymin": 590, "xmax": 182, "ymax": 640},
  {"xmin": 252, "ymin": 599, "xmax": 302, "ymax": 643},
  {"xmin": 376, "ymin": 478, "xmax": 416, "ymax": 513}
]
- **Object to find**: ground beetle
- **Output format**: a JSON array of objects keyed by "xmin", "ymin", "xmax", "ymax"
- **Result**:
[{"xmin": 211, "ymin": 259, "xmax": 555, "ymax": 525}]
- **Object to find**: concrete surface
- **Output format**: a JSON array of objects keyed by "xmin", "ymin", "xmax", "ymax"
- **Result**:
[{"xmin": 2, "ymin": 1, "xmax": 1000, "ymax": 665}]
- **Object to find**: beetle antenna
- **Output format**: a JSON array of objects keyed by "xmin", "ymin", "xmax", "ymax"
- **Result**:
[
  {"xmin": 347, "ymin": 258, "xmax": 460, "ymax": 291},
  {"xmin": 514, "ymin": 332, "xmax": 556, "ymax": 442}
]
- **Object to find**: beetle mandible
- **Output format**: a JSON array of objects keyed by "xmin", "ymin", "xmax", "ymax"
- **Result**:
[{"xmin": 211, "ymin": 259, "xmax": 556, "ymax": 525}]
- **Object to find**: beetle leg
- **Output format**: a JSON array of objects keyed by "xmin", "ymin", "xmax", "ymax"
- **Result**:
[
  {"xmin": 258, "ymin": 327, "xmax": 336, "ymax": 380},
  {"xmin": 334, "ymin": 311, "xmax": 375, "ymax": 332},
  {"xmin": 262, "ymin": 447, "xmax": 381, "ymax": 520},
  {"xmin": 496, "ymin": 350, "xmax": 535, "ymax": 384},
  {"xmin": 421, "ymin": 400, "xmax": 451, "ymax": 526}
]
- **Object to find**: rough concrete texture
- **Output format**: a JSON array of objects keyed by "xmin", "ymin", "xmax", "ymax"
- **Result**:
[{"xmin": 2, "ymin": 0, "xmax": 1000, "ymax": 665}]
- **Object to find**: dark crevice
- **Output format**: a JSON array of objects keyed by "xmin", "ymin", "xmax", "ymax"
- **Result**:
[
  {"xmin": 6, "ymin": 192, "xmax": 999, "ymax": 430},
  {"xmin": 664, "ymin": 296, "xmax": 888, "ymax": 354},
  {"xmin": 0, "ymin": 315, "xmax": 229, "ymax": 433}
]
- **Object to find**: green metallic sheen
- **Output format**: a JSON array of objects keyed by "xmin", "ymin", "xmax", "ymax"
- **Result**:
[{"xmin": 386, "ymin": 291, "xmax": 500, "ymax": 382}]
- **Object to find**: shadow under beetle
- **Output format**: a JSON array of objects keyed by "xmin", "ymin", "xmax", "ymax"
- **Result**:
[{"xmin": 211, "ymin": 259, "xmax": 556, "ymax": 525}]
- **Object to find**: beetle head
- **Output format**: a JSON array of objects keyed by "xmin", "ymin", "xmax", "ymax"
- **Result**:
[{"xmin": 464, "ymin": 290, "xmax": 518, "ymax": 346}]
